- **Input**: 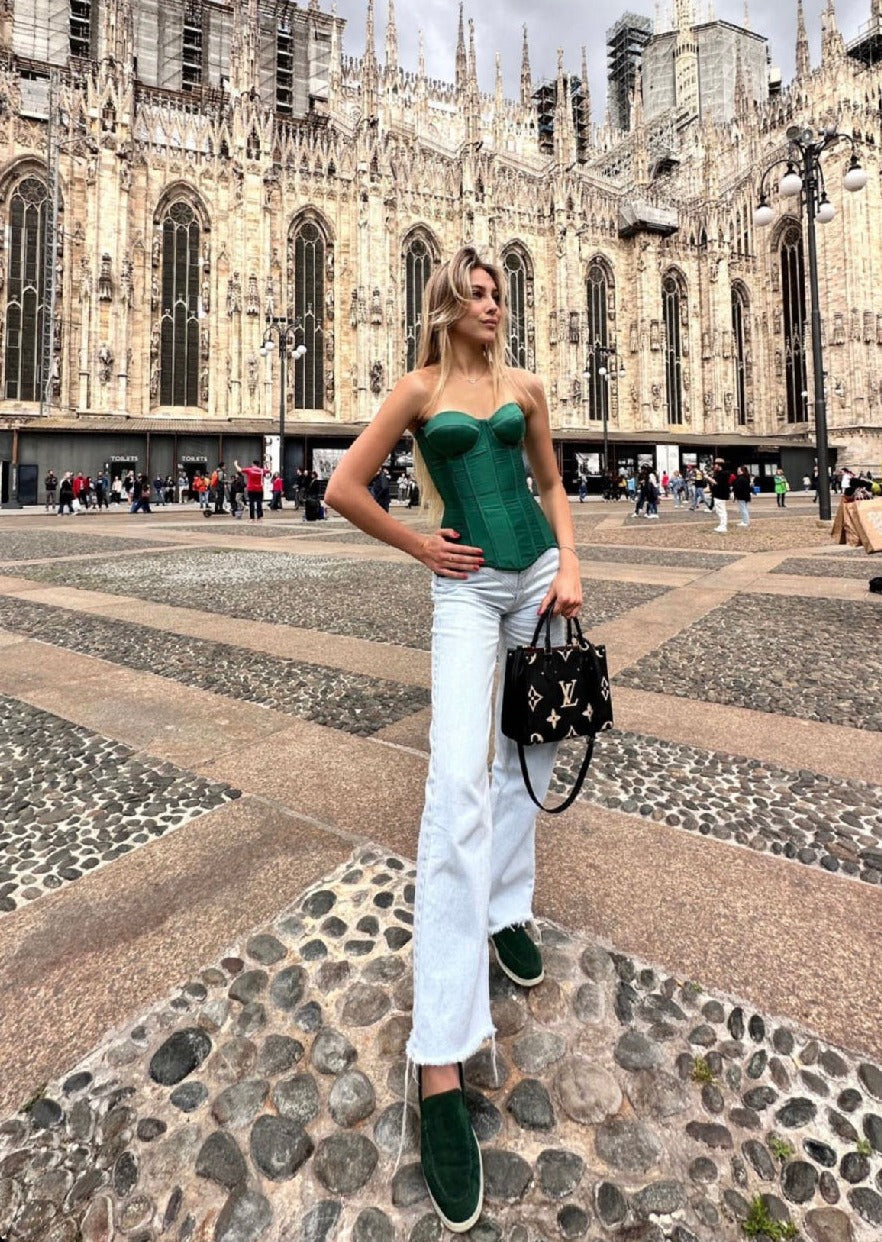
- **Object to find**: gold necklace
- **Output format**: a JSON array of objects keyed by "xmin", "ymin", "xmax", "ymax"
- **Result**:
[{"xmin": 456, "ymin": 368, "xmax": 488, "ymax": 386}]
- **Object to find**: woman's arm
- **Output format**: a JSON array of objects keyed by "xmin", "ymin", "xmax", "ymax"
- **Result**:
[
  {"xmin": 324, "ymin": 374, "xmax": 484, "ymax": 580},
  {"xmin": 520, "ymin": 372, "xmax": 583, "ymax": 619}
]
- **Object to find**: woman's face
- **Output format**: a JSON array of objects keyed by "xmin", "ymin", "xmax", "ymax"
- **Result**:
[{"xmin": 452, "ymin": 267, "xmax": 500, "ymax": 349}]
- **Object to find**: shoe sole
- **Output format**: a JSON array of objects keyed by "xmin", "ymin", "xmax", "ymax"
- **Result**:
[
  {"xmin": 492, "ymin": 940, "xmax": 545, "ymax": 988},
  {"xmin": 427, "ymin": 1142, "xmax": 484, "ymax": 1234}
]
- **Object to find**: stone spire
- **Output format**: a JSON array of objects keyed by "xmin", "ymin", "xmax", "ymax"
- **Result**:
[
  {"xmin": 520, "ymin": 25, "xmax": 532, "ymax": 107},
  {"xmin": 821, "ymin": 0, "xmax": 845, "ymax": 63},
  {"xmin": 795, "ymin": 0, "xmax": 811, "ymax": 80},
  {"xmin": 418, "ymin": 29, "xmax": 426, "ymax": 80},
  {"xmin": 465, "ymin": 18, "xmax": 480, "ymax": 145},
  {"xmin": 385, "ymin": 0, "xmax": 398, "ymax": 73},
  {"xmin": 362, "ymin": 0, "xmax": 378, "ymax": 118},
  {"xmin": 494, "ymin": 52, "xmax": 504, "ymax": 148},
  {"xmin": 554, "ymin": 47, "xmax": 576, "ymax": 166},
  {"xmin": 580, "ymin": 45, "xmax": 592, "ymax": 133},
  {"xmin": 743, "ymin": 1, "xmax": 750, "ymax": 30},
  {"xmin": 455, "ymin": 3, "xmax": 467, "ymax": 94}
]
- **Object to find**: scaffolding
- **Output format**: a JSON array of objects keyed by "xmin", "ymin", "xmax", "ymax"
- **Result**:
[
  {"xmin": 40, "ymin": 71, "xmax": 61, "ymax": 417},
  {"xmin": 607, "ymin": 12, "xmax": 652, "ymax": 131},
  {"xmin": 848, "ymin": 11, "xmax": 882, "ymax": 70}
]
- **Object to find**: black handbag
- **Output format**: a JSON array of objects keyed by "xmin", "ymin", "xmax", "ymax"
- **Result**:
[{"xmin": 501, "ymin": 613, "xmax": 613, "ymax": 814}]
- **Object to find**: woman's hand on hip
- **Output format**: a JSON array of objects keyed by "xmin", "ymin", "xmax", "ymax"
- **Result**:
[
  {"xmin": 418, "ymin": 529, "xmax": 484, "ymax": 579},
  {"xmin": 540, "ymin": 564, "xmax": 583, "ymax": 618}
]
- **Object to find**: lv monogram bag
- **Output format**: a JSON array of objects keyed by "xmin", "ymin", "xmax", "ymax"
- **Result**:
[{"xmin": 501, "ymin": 613, "xmax": 613, "ymax": 814}]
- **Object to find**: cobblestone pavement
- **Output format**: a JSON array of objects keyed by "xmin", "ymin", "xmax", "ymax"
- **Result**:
[
  {"xmin": 0, "ymin": 597, "xmax": 430, "ymax": 734},
  {"xmin": 1, "ymin": 851, "xmax": 881, "ymax": 1242},
  {"xmin": 771, "ymin": 558, "xmax": 881, "ymax": 581},
  {"xmin": 616, "ymin": 593, "xmax": 882, "ymax": 733},
  {"xmin": 0, "ymin": 531, "xmax": 166, "ymax": 565},
  {"xmin": 1, "ymin": 517, "xmax": 880, "ymax": 1242},
  {"xmin": 7, "ymin": 550, "xmax": 667, "ymax": 649},
  {"xmin": 575, "ymin": 546, "xmax": 741, "ymax": 571},
  {"xmin": 552, "ymin": 732, "xmax": 882, "ymax": 885},
  {"xmin": 0, "ymin": 697, "xmax": 238, "ymax": 914},
  {"xmin": 583, "ymin": 516, "xmax": 831, "ymax": 552}
]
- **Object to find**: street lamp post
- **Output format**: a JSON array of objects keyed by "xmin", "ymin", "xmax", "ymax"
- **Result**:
[
  {"xmin": 753, "ymin": 126, "xmax": 868, "ymax": 521},
  {"xmin": 583, "ymin": 343, "xmax": 624, "ymax": 479},
  {"xmin": 260, "ymin": 317, "xmax": 306, "ymax": 498}
]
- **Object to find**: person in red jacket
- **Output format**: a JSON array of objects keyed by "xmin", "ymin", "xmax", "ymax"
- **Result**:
[{"xmin": 235, "ymin": 458, "xmax": 266, "ymax": 520}]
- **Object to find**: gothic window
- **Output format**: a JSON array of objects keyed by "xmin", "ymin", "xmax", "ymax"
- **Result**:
[
  {"xmin": 404, "ymin": 232, "xmax": 436, "ymax": 373},
  {"xmin": 662, "ymin": 272, "xmax": 685, "ymax": 425},
  {"xmin": 276, "ymin": 15, "xmax": 295, "ymax": 114},
  {"xmin": 4, "ymin": 177, "xmax": 49, "ymax": 403},
  {"xmin": 731, "ymin": 284, "xmax": 749, "ymax": 427},
  {"xmin": 182, "ymin": 3, "xmax": 204, "ymax": 92},
  {"xmin": 159, "ymin": 200, "xmax": 201, "ymax": 407},
  {"xmin": 503, "ymin": 246, "xmax": 530, "ymax": 368},
  {"xmin": 290, "ymin": 217, "xmax": 327, "ymax": 409},
  {"xmin": 780, "ymin": 225, "xmax": 808, "ymax": 423},
  {"xmin": 586, "ymin": 259, "xmax": 613, "ymax": 425}
]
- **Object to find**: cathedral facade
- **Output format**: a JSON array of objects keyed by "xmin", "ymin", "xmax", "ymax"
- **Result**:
[{"xmin": 1, "ymin": 0, "xmax": 881, "ymax": 503}]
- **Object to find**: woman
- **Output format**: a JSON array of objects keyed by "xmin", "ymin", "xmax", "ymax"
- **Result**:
[
  {"xmin": 774, "ymin": 467, "xmax": 789, "ymax": 508},
  {"xmin": 733, "ymin": 465, "xmax": 753, "ymax": 527},
  {"xmin": 325, "ymin": 246, "xmax": 581, "ymax": 1232}
]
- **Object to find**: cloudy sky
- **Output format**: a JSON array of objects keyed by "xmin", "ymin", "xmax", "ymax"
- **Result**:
[{"xmin": 329, "ymin": 0, "xmax": 870, "ymax": 112}]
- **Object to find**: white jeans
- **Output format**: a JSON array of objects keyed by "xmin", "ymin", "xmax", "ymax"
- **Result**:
[
  {"xmin": 406, "ymin": 547, "xmax": 562, "ymax": 1065},
  {"xmin": 714, "ymin": 499, "xmax": 728, "ymax": 532}
]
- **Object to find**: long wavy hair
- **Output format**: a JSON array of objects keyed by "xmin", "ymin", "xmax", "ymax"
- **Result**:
[{"xmin": 412, "ymin": 246, "xmax": 528, "ymax": 522}]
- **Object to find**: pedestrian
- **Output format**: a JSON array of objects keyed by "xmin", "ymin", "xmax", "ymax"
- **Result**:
[
  {"xmin": 774, "ymin": 468, "xmax": 789, "ymax": 508},
  {"xmin": 661, "ymin": 470, "xmax": 669, "ymax": 497},
  {"xmin": 130, "ymin": 473, "xmax": 152, "ymax": 514},
  {"xmin": 57, "ymin": 472, "xmax": 75, "ymax": 515},
  {"xmin": 645, "ymin": 470, "xmax": 660, "ymax": 518},
  {"xmin": 811, "ymin": 467, "xmax": 819, "ymax": 503},
  {"xmin": 369, "ymin": 465, "xmax": 392, "ymax": 512},
  {"xmin": 269, "ymin": 472, "xmax": 284, "ymax": 511},
  {"xmin": 213, "ymin": 461, "xmax": 227, "ymax": 515},
  {"xmin": 325, "ymin": 245, "xmax": 581, "ymax": 1234},
  {"xmin": 229, "ymin": 470, "xmax": 245, "ymax": 518},
  {"xmin": 691, "ymin": 466, "xmax": 708, "ymax": 510},
  {"xmin": 193, "ymin": 471, "xmax": 207, "ymax": 509},
  {"xmin": 733, "ymin": 465, "xmax": 753, "ymax": 527},
  {"xmin": 111, "ymin": 475, "xmax": 123, "ymax": 504},
  {"xmin": 94, "ymin": 472, "xmax": 107, "ymax": 510},
  {"xmin": 671, "ymin": 470, "xmax": 686, "ymax": 507},
  {"xmin": 578, "ymin": 475, "xmax": 587, "ymax": 503},
  {"xmin": 711, "ymin": 458, "xmax": 730, "ymax": 533},
  {"xmin": 153, "ymin": 473, "xmax": 166, "ymax": 506},
  {"xmin": 177, "ymin": 470, "xmax": 188, "ymax": 503},
  {"xmin": 235, "ymin": 458, "xmax": 266, "ymax": 520},
  {"xmin": 44, "ymin": 469, "xmax": 58, "ymax": 510}
]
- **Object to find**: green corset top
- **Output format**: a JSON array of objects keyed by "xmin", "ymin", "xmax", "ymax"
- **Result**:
[{"xmin": 415, "ymin": 402, "xmax": 556, "ymax": 571}]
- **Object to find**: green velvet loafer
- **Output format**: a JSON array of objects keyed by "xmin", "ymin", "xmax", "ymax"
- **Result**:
[
  {"xmin": 491, "ymin": 924, "xmax": 544, "ymax": 987},
  {"xmin": 419, "ymin": 1066, "xmax": 483, "ymax": 1233}
]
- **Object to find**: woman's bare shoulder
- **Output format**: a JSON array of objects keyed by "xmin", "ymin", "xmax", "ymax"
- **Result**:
[
  {"xmin": 505, "ymin": 367, "xmax": 544, "ymax": 412},
  {"xmin": 393, "ymin": 367, "xmax": 438, "ymax": 425}
]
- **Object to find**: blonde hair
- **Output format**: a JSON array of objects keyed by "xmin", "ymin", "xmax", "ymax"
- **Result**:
[{"xmin": 411, "ymin": 246, "xmax": 528, "ymax": 524}]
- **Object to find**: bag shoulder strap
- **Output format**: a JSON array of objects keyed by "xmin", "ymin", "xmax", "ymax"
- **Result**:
[{"xmin": 517, "ymin": 735, "xmax": 594, "ymax": 815}]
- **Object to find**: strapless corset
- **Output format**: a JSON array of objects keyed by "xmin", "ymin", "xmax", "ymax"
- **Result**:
[
  {"xmin": 415, "ymin": 403, "xmax": 556, "ymax": 571},
  {"xmin": 420, "ymin": 404, "xmax": 526, "ymax": 457}
]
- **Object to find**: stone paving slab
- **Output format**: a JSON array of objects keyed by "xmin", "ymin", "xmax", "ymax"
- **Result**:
[
  {"xmin": 615, "ymin": 593, "xmax": 882, "ymax": 733},
  {"xmin": 7, "ymin": 549, "xmax": 669, "ymax": 650},
  {"xmin": 0, "ymin": 696, "xmax": 239, "ymax": 913},
  {"xmin": 1, "ymin": 849, "xmax": 880, "ymax": 1242},
  {"xmin": 0, "ymin": 596, "xmax": 431, "ymax": 736}
]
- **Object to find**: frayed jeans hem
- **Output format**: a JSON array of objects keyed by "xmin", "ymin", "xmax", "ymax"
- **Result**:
[
  {"xmin": 404, "ymin": 1025, "xmax": 496, "ymax": 1069},
  {"xmin": 487, "ymin": 914, "xmax": 535, "ymax": 938}
]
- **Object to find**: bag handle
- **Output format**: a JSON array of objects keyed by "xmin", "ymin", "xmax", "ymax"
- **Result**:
[
  {"xmin": 529, "ymin": 611, "xmax": 587, "ymax": 652},
  {"xmin": 517, "ymin": 734, "xmax": 595, "ymax": 815}
]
